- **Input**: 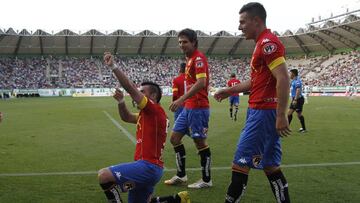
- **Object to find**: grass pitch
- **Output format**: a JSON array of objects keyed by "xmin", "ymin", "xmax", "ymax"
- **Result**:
[{"xmin": 0, "ymin": 96, "xmax": 359, "ymax": 203}]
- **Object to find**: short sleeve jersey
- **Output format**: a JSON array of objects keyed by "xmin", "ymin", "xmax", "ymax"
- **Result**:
[
  {"xmin": 249, "ymin": 29, "xmax": 286, "ymax": 109},
  {"xmin": 290, "ymin": 77, "xmax": 303, "ymax": 98},
  {"xmin": 172, "ymin": 73, "xmax": 186, "ymax": 102},
  {"xmin": 184, "ymin": 49, "xmax": 210, "ymax": 109},
  {"xmin": 135, "ymin": 96, "xmax": 167, "ymax": 168},
  {"xmin": 227, "ymin": 78, "xmax": 241, "ymax": 96}
]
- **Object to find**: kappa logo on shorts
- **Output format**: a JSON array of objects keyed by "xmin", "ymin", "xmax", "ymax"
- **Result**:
[
  {"xmin": 252, "ymin": 155, "xmax": 262, "ymax": 168},
  {"xmin": 115, "ymin": 172, "xmax": 122, "ymax": 180},
  {"xmin": 263, "ymin": 43, "xmax": 277, "ymax": 55}
]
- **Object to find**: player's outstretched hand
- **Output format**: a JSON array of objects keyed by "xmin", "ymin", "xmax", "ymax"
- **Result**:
[
  {"xmin": 103, "ymin": 52, "xmax": 114, "ymax": 68},
  {"xmin": 113, "ymin": 88, "xmax": 125, "ymax": 104},
  {"xmin": 276, "ymin": 115, "xmax": 291, "ymax": 137},
  {"xmin": 0, "ymin": 112, "xmax": 3, "ymax": 123},
  {"xmin": 214, "ymin": 89, "xmax": 230, "ymax": 102}
]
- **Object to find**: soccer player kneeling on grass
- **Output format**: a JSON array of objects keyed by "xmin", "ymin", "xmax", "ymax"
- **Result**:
[{"xmin": 98, "ymin": 52, "xmax": 168, "ymax": 203}]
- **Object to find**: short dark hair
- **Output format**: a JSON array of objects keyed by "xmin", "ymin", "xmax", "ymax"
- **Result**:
[
  {"xmin": 231, "ymin": 73, "xmax": 236, "ymax": 78},
  {"xmin": 141, "ymin": 81, "xmax": 162, "ymax": 103},
  {"xmin": 180, "ymin": 62, "xmax": 186, "ymax": 73},
  {"xmin": 239, "ymin": 2, "xmax": 267, "ymax": 23},
  {"xmin": 290, "ymin": 69, "xmax": 298, "ymax": 76},
  {"xmin": 178, "ymin": 28, "xmax": 198, "ymax": 48}
]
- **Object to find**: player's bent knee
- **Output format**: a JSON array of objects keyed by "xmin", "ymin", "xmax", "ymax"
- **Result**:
[{"xmin": 98, "ymin": 168, "xmax": 114, "ymax": 183}]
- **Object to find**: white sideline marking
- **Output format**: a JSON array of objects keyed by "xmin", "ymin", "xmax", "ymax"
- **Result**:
[
  {"xmin": 1, "ymin": 161, "xmax": 359, "ymax": 177},
  {"xmin": 103, "ymin": 111, "xmax": 136, "ymax": 144}
]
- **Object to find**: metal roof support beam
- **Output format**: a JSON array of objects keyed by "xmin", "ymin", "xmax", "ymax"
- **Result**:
[
  {"xmin": 207, "ymin": 37, "xmax": 220, "ymax": 55},
  {"xmin": 307, "ymin": 33, "xmax": 335, "ymax": 53},
  {"xmin": 90, "ymin": 36, "xmax": 94, "ymax": 55},
  {"xmin": 320, "ymin": 30, "xmax": 359, "ymax": 49},
  {"xmin": 228, "ymin": 38, "xmax": 243, "ymax": 56},
  {"xmin": 39, "ymin": 36, "xmax": 44, "ymax": 55},
  {"xmin": 339, "ymin": 25, "xmax": 360, "ymax": 38},
  {"xmin": 0, "ymin": 35, "xmax": 6, "ymax": 43},
  {"xmin": 13, "ymin": 36, "xmax": 23, "ymax": 55},
  {"xmin": 160, "ymin": 37, "xmax": 171, "ymax": 55},
  {"xmin": 292, "ymin": 35, "xmax": 310, "ymax": 55},
  {"xmin": 113, "ymin": 36, "xmax": 120, "ymax": 54},
  {"xmin": 137, "ymin": 37, "xmax": 145, "ymax": 55},
  {"xmin": 65, "ymin": 36, "xmax": 69, "ymax": 55}
]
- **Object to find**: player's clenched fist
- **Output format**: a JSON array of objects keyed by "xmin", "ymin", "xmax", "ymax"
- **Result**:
[
  {"xmin": 214, "ymin": 89, "xmax": 230, "ymax": 102},
  {"xmin": 113, "ymin": 88, "xmax": 125, "ymax": 104},
  {"xmin": 103, "ymin": 52, "xmax": 114, "ymax": 67}
]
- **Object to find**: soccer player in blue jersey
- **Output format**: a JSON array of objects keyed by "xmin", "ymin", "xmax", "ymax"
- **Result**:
[{"xmin": 287, "ymin": 69, "xmax": 307, "ymax": 133}]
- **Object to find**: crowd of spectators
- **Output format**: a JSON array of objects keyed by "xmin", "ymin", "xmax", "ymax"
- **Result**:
[{"xmin": 0, "ymin": 50, "xmax": 358, "ymax": 89}]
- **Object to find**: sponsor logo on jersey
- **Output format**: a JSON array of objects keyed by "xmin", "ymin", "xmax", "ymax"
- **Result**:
[
  {"xmin": 196, "ymin": 61, "xmax": 203, "ymax": 68},
  {"xmin": 263, "ymin": 43, "xmax": 277, "ymax": 55}
]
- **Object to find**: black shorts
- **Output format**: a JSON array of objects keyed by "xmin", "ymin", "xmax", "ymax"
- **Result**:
[{"xmin": 289, "ymin": 96, "xmax": 304, "ymax": 112}]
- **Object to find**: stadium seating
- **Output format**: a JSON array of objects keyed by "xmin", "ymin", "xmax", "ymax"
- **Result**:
[{"xmin": 0, "ymin": 50, "xmax": 358, "ymax": 89}]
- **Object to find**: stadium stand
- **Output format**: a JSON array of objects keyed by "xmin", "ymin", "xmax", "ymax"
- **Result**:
[{"xmin": 0, "ymin": 9, "xmax": 359, "ymax": 92}]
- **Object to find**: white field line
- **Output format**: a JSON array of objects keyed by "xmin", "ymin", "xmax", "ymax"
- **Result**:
[
  {"xmin": 1, "ymin": 161, "xmax": 359, "ymax": 177},
  {"xmin": 103, "ymin": 110, "xmax": 136, "ymax": 144}
]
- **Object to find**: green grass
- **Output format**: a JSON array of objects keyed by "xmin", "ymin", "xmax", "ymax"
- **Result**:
[{"xmin": 0, "ymin": 96, "xmax": 359, "ymax": 203}]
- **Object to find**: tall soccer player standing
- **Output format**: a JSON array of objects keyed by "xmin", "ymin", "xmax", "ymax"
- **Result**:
[
  {"xmin": 98, "ymin": 52, "xmax": 167, "ymax": 203},
  {"xmin": 214, "ymin": 2, "xmax": 291, "ymax": 203},
  {"xmin": 287, "ymin": 69, "xmax": 307, "ymax": 133},
  {"xmin": 165, "ymin": 28, "xmax": 212, "ymax": 189},
  {"xmin": 227, "ymin": 73, "xmax": 241, "ymax": 121}
]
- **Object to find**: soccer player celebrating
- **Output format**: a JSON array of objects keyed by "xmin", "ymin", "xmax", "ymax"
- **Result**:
[
  {"xmin": 172, "ymin": 62, "xmax": 186, "ymax": 121},
  {"xmin": 227, "ymin": 73, "xmax": 241, "ymax": 121},
  {"xmin": 214, "ymin": 2, "xmax": 291, "ymax": 203},
  {"xmin": 165, "ymin": 28, "xmax": 212, "ymax": 189},
  {"xmin": 98, "ymin": 52, "xmax": 167, "ymax": 203},
  {"xmin": 288, "ymin": 69, "xmax": 307, "ymax": 133}
]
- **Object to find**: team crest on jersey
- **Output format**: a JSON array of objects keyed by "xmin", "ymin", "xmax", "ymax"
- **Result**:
[
  {"xmin": 252, "ymin": 155, "xmax": 262, "ymax": 168},
  {"xmin": 123, "ymin": 181, "xmax": 135, "ymax": 191},
  {"xmin": 196, "ymin": 61, "xmax": 203, "ymax": 68},
  {"xmin": 263, "ymin": 43, "xmax": 277, "ymax": 55}
]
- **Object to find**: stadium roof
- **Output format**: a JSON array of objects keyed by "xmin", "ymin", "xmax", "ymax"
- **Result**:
[{"xmin": 1, "ymin": 10, "xmax": 359, "ymax": 56}]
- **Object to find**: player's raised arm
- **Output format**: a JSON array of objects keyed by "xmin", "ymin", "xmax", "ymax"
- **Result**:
[
  {"xmin": 214, "ymin": 80, "xmax": 251, "ymax": 102},
  {"xmin": 103, "ymin": 52, "xmax": 144, "ymax": 105}
]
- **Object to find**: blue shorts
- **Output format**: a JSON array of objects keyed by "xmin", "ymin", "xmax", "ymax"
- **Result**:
[
  {"xmin": 109, "ymin": 160, "xmax": 163, "ymax": 203},
  {"xmin": 173, "ymin": 108, "xmax": 210, "ymax": 139},
  {"xmin": 174, "ymin": 106, "xmax": 184, "ymax": 122},
  {"xmin": 233, "ymin": 108, "xmax": 282, "ymax": 169},
  {"xmin": 229, "ymin": 96, "xmax": 240, "ymax": 106}
]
